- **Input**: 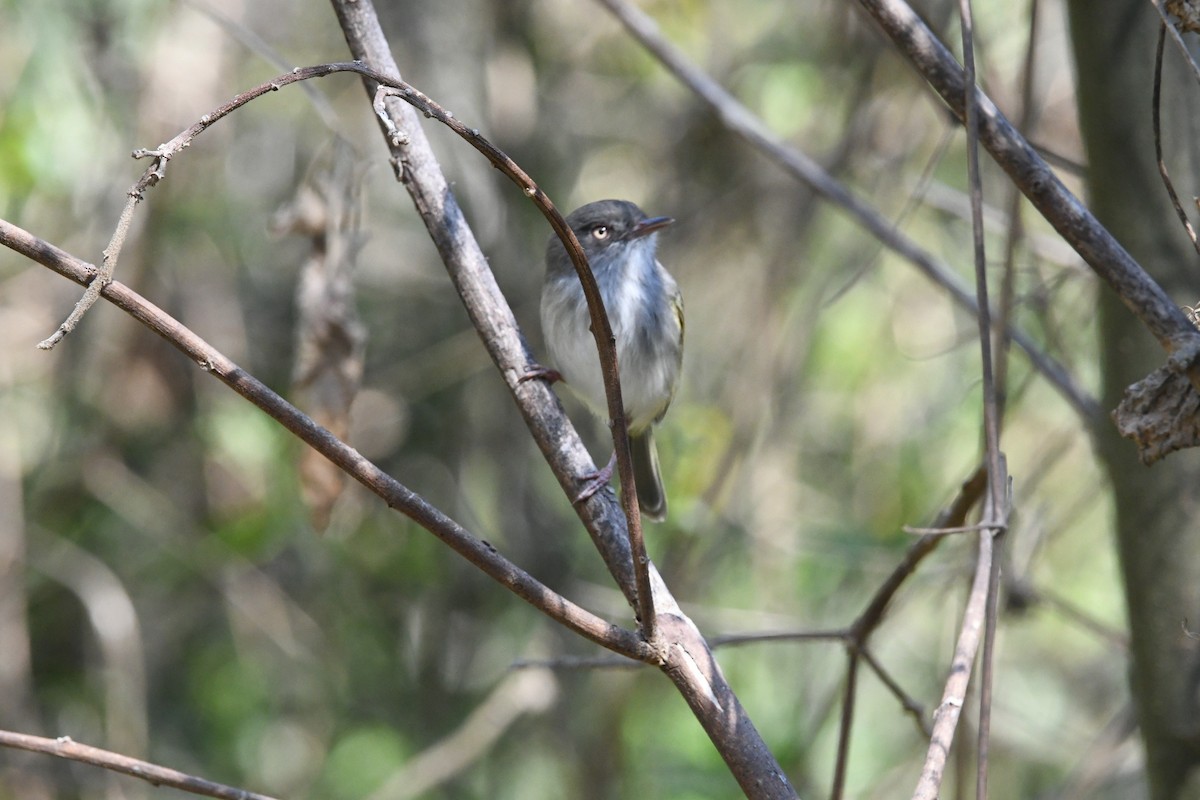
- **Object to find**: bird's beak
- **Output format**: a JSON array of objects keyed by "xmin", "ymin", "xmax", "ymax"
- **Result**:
[{"xmin": 626, "ymin": 215, "xmax": 674, "ymax": 240}]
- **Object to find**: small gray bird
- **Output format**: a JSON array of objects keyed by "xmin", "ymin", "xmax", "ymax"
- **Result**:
[{"xmin": 541, "ymin": 199, "xmax": 683, "ymax": 521}]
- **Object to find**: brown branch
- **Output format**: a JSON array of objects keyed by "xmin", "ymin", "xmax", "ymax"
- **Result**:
[
  {"xmin": 710, "ymin": 628, "xmax": 849, "ymax": 647},
  {"xmin": 976, "ymin": 538, "xmax": 1004, "ymax": 800},
  {"xmin": 831, "ymin": 653, "xmax": 860, "ymax": 800},
  {"xmin": 956, "ymin": 2, "xmax": 1006, "ymax": 797},
  {"xmin": 1, "ymin": 217, "xmax": 653, "ymax": 663},
  {"xmin": 912, "ymin": 525, "xmax": 997, "ymax": 800},
  {"xmin": 858, "ymin": 647, "xmax": 932, "ymax": 738},
  {"xmin": 993, "ymin": 0, "xmax": 1042, "ymax": 424},
  {"xmin": 593, "ymin": 0, "xmax": 1101, "ymax": 425},
  {"xmin": 0, "ymin": 730, "xmax": 278, "ymax": 800}
]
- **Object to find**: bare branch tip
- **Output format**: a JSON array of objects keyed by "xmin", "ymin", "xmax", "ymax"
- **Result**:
[
  {"xmin": 131, "ymin": 146, "xmax": 167, "ymax": 160},
  {"xmin": 37, "ymin": 329, "xmax": 66, "ymax": 351}
]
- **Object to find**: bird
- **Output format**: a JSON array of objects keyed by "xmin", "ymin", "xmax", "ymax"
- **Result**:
[{"xmin": 539, "ymin": 199, "xmax": 683, "ymax": 521}]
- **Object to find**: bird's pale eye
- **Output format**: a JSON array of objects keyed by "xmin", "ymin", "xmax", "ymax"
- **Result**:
[{"xmin": 591, "ymin": 225, "xmax": 610, "ymax": 240}]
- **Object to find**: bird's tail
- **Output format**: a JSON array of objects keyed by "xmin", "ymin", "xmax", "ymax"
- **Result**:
[{"xmin": 630, "ymin": 429, "xmax": 667, "ymax": 522}]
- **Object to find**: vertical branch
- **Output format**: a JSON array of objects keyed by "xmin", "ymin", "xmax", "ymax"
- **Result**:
[
  {"xmin": 993, "ymin": 0, "xmax": 1041, "ymax": 420},
  {"xmin": 1152, "ymin": 22, "xmax": 1200, "ymax": 258},
  {"xmin": 830, "ymin": 652, "xmax": 861, "ymax": 800},
  {"xmin": 976, "ymin": 538, "xmax": 1004, "ymax": 800},
  {"xmin": 959, "ymin": 0, "xmax": 1003, "ymax": 512},
  {"xmin": 909, "ymin": 2, "xmax": 1009, "ymax": 797},
  {"xmin": 957, "ymin": 3, "xmax": 1006, "ymax": 799},
  {"xmin": 911, "ymin": 531, "xmax": 996, "ymax": 800}
]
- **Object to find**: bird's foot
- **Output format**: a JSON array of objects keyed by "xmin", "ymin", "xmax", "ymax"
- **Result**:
[
  {"xmin": 517, "ymin": 364, "xmax": 562, "ymax": 385},
  {"xmin": 574, "ymin": 452, "xmax": 616, "ymax": 505}
]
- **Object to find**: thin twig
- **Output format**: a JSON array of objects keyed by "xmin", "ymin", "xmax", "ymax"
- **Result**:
[
  {"xmin": 977, "ymin": 539, "xmax": 1004, "ymax": 800},
  {"xmin": 859, "ymin": 647, "xmax": 931, "ymax": 737},
  {"xmin": 1152, "ymin": 23, "xmax": 1200, "ymax": 257},
  {"xmin": 366, "ymin": 81, "xmax": 656, "ymax": 637},
  {"xmin": 710, "ymin": 628, "xmax": 850, "ymax": 648},
  {"xmin": 0, "ymin": 730, "xmax": 278, "ymax": 800},
  {"xmin": 953, "ymin": 4, "xmax": 1007, "ymax": 797},
  {"xmin": 902, "ymin": 522, "xmax": 997, "ymax": 536},
  {"xmin": 956, "ymin": 2, "xmax": 1005, "ymax": 796},
  {"xmin": 993, "ymin": 0, "xmax": 1041, "ymax": 423},
  {"xmin": 37, "ymin": 64, "xmax": 346, "ymax": 350},
  {"xmin": 912, "ymin": 525, "xmax": 996, "ymax": 800},
  {"xmin": 830, "ymin": 653, "xmax": 860, "ymax": 800},
  {"xmin": 510, "ymin": 654, "xmax": 641, "ymax": 671},
  {"xmin": 593, "ymin": 0, "xmax": 1101, "ymax": 425}
]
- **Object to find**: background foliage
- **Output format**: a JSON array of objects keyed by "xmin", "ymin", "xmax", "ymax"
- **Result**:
[{"xmin": 0, "ymin": 0, "xmax": 1138, "ymax": 797}]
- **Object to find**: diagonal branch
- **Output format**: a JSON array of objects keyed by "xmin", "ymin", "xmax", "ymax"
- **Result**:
[
  {"xmin": 326, "ymin": 7, "xmax": 657, "ymax": 635},
  {"xmin": 0, "ymin": 730, "xmax": 278, "ymax": 800},
  {"xmin": 857, "ymin": 0, "xmax": 1200, "ymax": 378},
  {"xmin": 911, "ymin": 526, "xmax": 997, "ymax": 800},
  {"xmin": 364, "ymin": 79, "xmax": 658, "ymax": 637},
  {"xmin": 956, "ymin": 3, "xmax": 1007, "ymax": 796},
  {"xmin": 1, "ymin": 217, "xmax": 653, "ymax": 663}
]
